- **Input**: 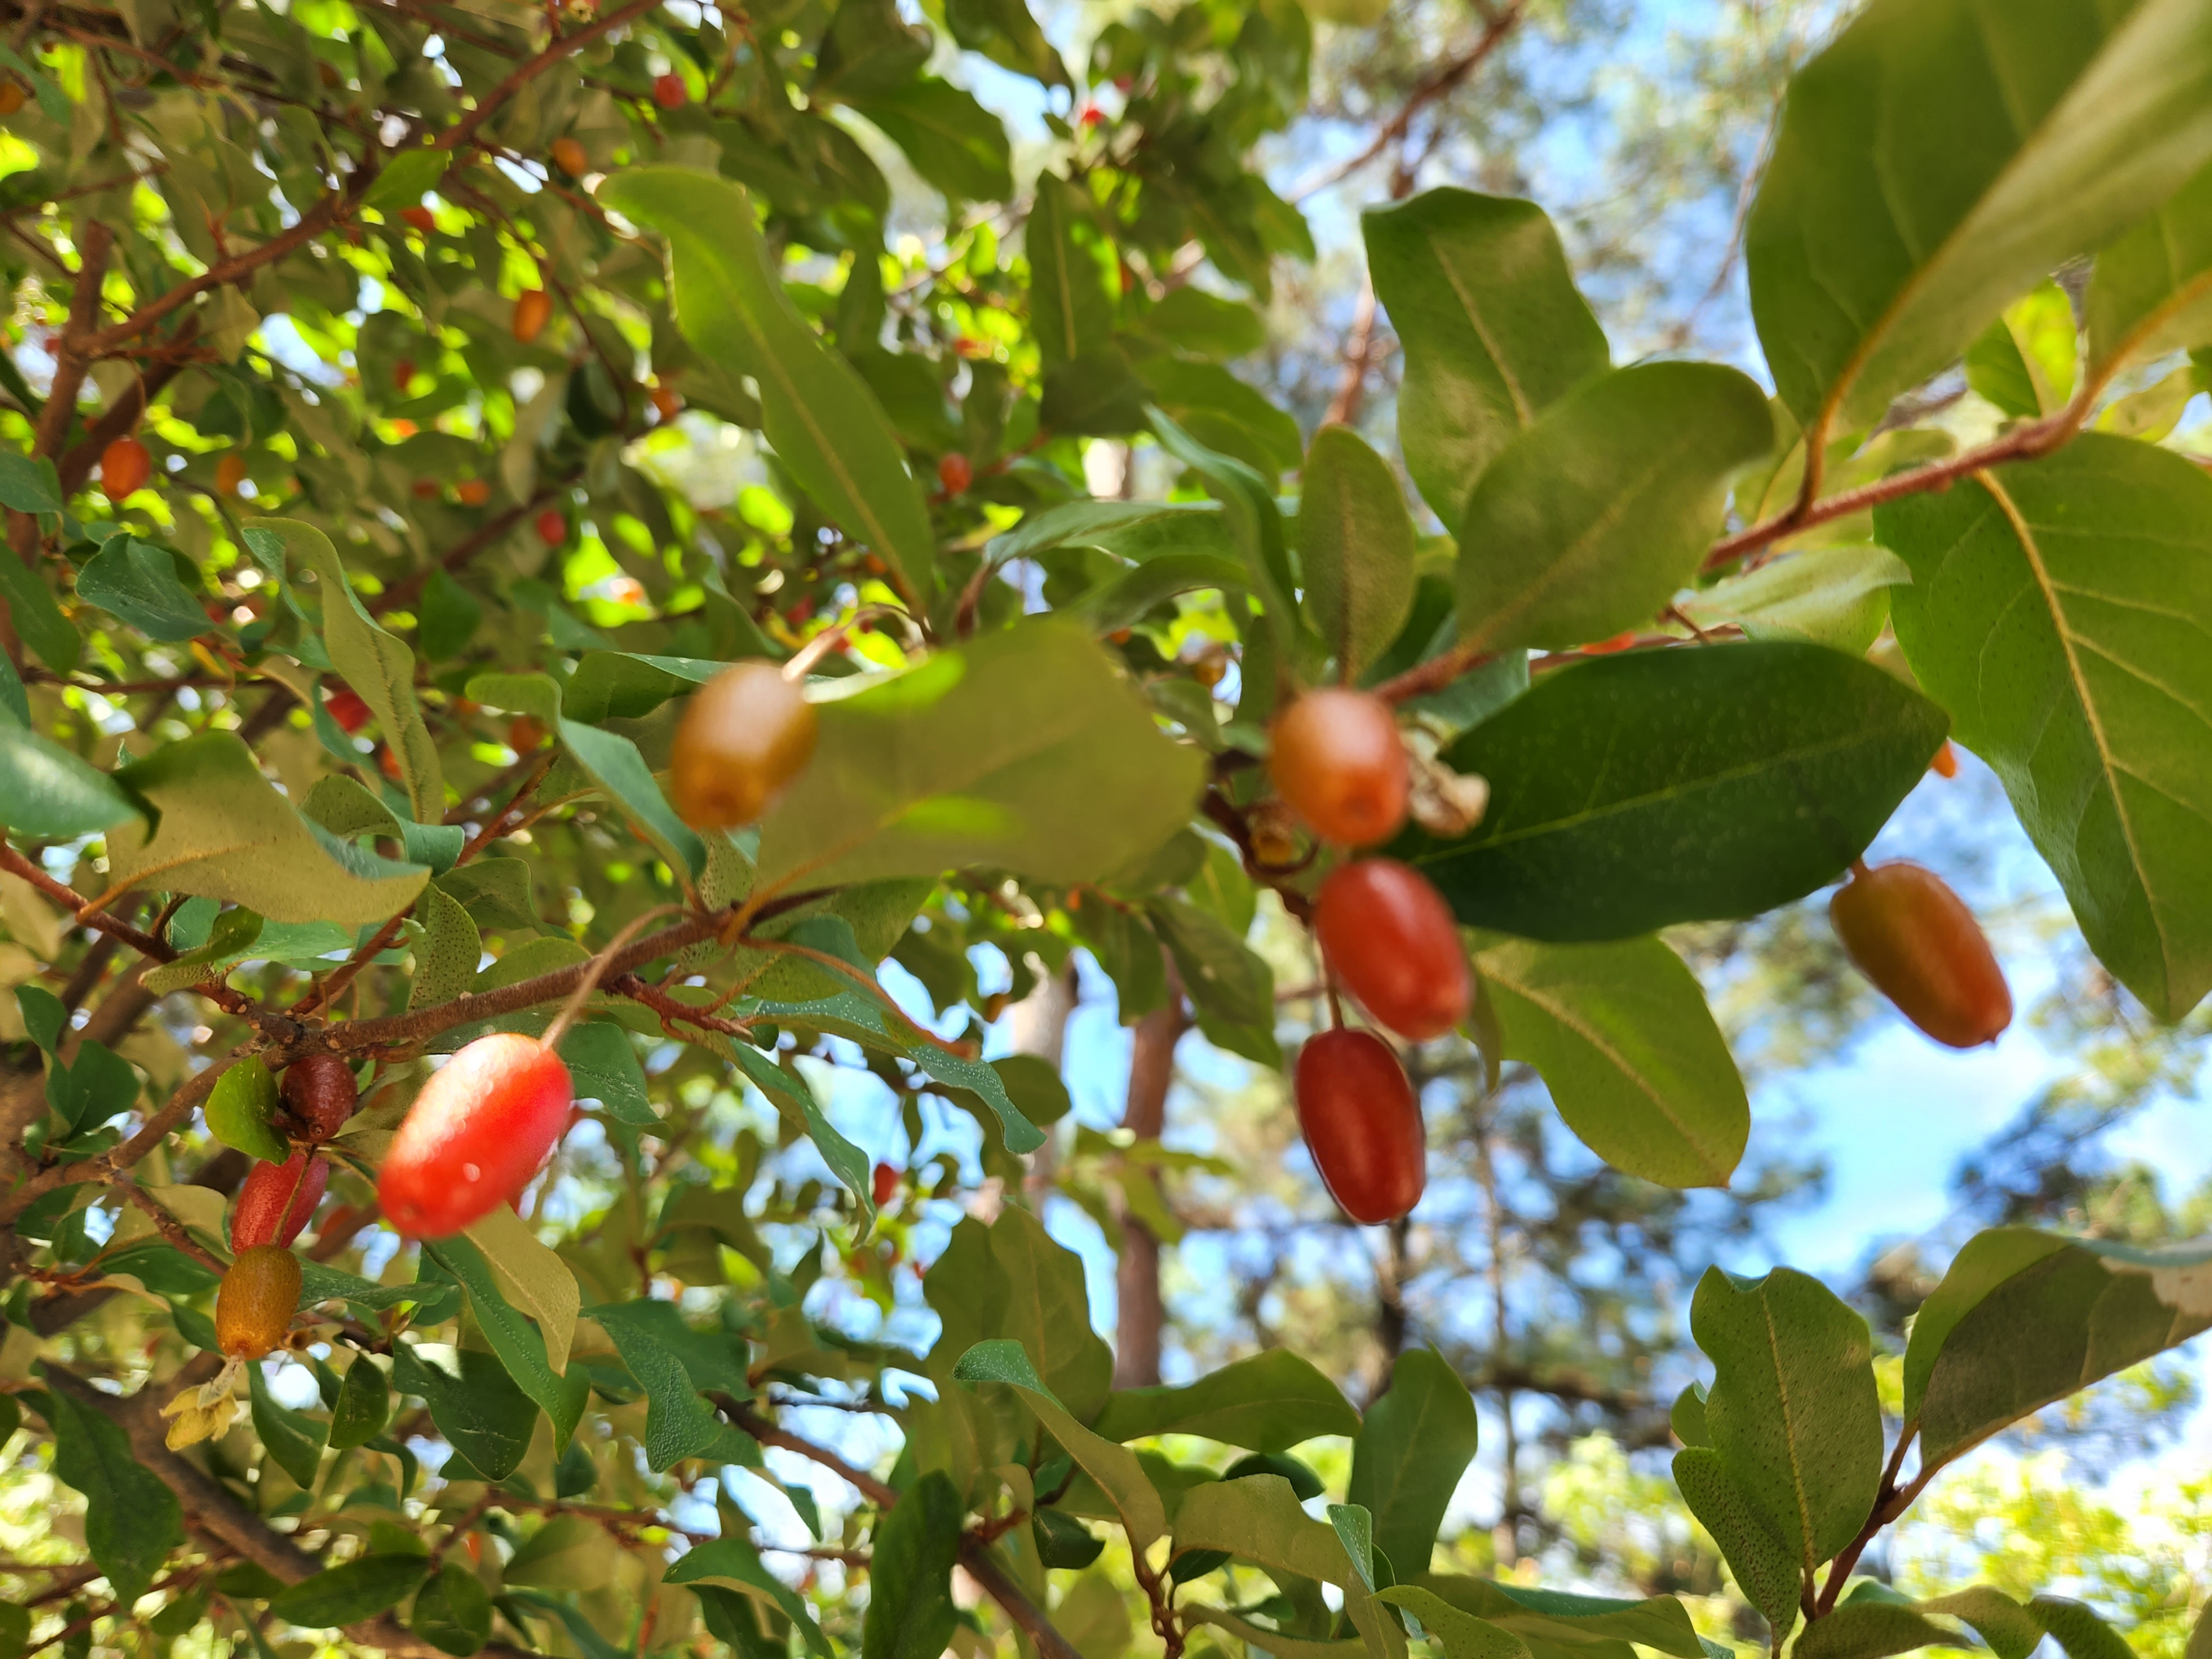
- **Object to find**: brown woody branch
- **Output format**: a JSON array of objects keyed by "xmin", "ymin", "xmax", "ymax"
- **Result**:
[{"xmin": 431, "ymin": 0, "xmax": 661, "ymax": 156}]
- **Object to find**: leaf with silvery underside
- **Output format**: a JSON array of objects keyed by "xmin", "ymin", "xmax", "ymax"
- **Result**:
[
  {"xmin": 1900, "ymin": 1226, "xmax": 2212, "ymax": 1472},
  {"xmin": 1745, "ymin": 0, "xmax": 2212, "ymax": 436},
  {"xmin": 1879, "ymin": 436, "xmax": 2212, "ymax": 1020},
  {"xmin": 103, "ymin": 733, "xmax": 427, "ymax": 925}
]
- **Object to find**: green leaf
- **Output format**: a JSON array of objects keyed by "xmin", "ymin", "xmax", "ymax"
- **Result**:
[
  {"xmin": 1792, "ymin": 1598, "xmax": 1969, "ymax": 1659},
  {"xmin": 1409, "ymin": 1577, "xmax": 1714, "ymax": 1659},
  {"xmin": 666, "ymin": 1537, "xmax": 832, "ymax": 1657},
  {"xmin": 1671, "ymin": 1383, "xmax": 1709, "ymax": 1449},
  {"xmin": 1676, "ymin": 546, "xmax": 1911, "ymax": 656},
  {"xmin": 1171, "ymin": 1476, "xmax": 1402, "ymax": 1658},
  {"xmin": 390, "ymin": 1342, "xmax": 538, "ymax": 1481},
  {"xmin": 1744, "ymin": 0, "xmax": 2212, "ymax": 434},
  {"xmin": 978, "ymin": 1204, "xmax": 1115, "ymax": 1422},
  {"xmin": 76, "ymin": 538, "xmax": 208, "ymax": 642},
  {"xmin": 732, "ymin": 1045, "xmax": 870, "ymax": 1212},
  {"xmin": 1301, "ymin": 426, "xmax": 1416, "ymax": 680},
  {"xmin": 1396, "ymin": 644, "xmax": 1946, "ymax": 941},
  {"xmin": 0, "ymin": 451, "xmax": 62, "ymax": 514},
  {"xmin": 253, "ymin": 521, "xmax": 444, "ymax": 822},
  {"xmin": 588, "ymin": 1300, "xmax": 729, "ymax": 1471},
  {"xmin": 2089, "ymin": 163, "xmax": 2212, "ymax": 371},
  {"xmin": 1363, "ymin": 189, "xmax": 1609, "ymax": 523},
  {"xmin": 248, "ymin": 1363, "xmax": 327, "ymax": 1491},
  {"xmin": 601, "ymin": 169, "xmax": 938, "ymax": 600},
  {"xmin": 363, "ymin": 145, "xmax": 452, "ymax": 211},
  {"xmin": 561, "ymin": 1021, "xmax": 653, "ymax": 1126},
  {"xmin": 1471, "ymin": 934, "xmax": 1748, "ymax": 1189},
  {"xmin": 1691, "ymin": 1265, "xmax": 1881, "ymax": 1575},
  {"xmin": 1670, "ymin": 1448, "xmax": 1799, "ymax": 1637},
  {"xmin": 41, "ymin": 1376, "xmax": 183, "ymax": 1605},
  {"xmin": 752, "ymin": 618, "xmax": 1203, "ymax": 901},
  {"xmin": 1069, "ymin": 551, "xmax": 1251, "ymax": 635},
  {"xmin": 1029, "ymin": 174, "xmax": 1118, "ymax": 368},
  {"xmin": 1456, "ymin": 362, "xmax": 1772, "ymax": 653},
  {"xmin": 104, "ymin": 733, "xmax": 428, "ymax": 924},
  {"xmin": 1141, "ymin": 358, "xmax": 1304, "ymax": 481},
  {"xmin": 940, "ymin": 0, "xmax": 1067, "ymax": 85},
  {"xmin": 954, "ymin": 1340, "xmax": 1167, "ymax": 1550},
  {"xmin": 1881, "ymin": 436, "xmax": 2212, "ymax": 1017},
  {"xmin": 1146, "ymin": 896, "xmax": 1272, "ymax": 1031},
  {"xmin": 0, "ymin": 721, "xmax": 146, "ymax": 839},
  {"xmin": 203, "ymin": 1057, "xmax": 290, "ymax": 1164},
  {"xmin": 410, "ymin": 1562, "xmax": 492, "ymax": 1657},
  {"xmin": 268, "ymin": 1555, "xmax": 431, "ymax": 1628},
  {"xmin": 851, "ymin": 79, "xmax": 1014, "ymax": 201},
  {"xmin": 16, "ymin": 985, "xmax": 62, "ymax": 1052},
  {"xmin": 1347, "ymin": 1349, "xmax": 1478, "ymax": 1584},
  {"xmin": 330, "ymin": 1356, "xmax": 392, "ymax": 1451},
  {"xmin": 984, "ymin": 499, "xmax": 1229, "ymax": 567},
  {"xmin": 0, "ymin": 544, "xmax": 79, "ymax": 672},
  {"xmin": 1089, "ymin": 1349, "xmax": 1358, "ymax": 1451},
  {"xmin": 465, "ymin": 672, "xmax": 704, "ymax": 880},
  {"xmin": 45, "ymin": 1040, "xmax": 137, "ymax": 1134},
  {"xmin": 1374, "ymin": 1589, "xmax": 1531, "ymax": 1659},
  {"xmin": 1901, "ymin": 1227, "xmax": 2212, "ymax": 1471},
  {"xmin": 406, "ymin": 883, "xmax": 481, "ymax": 1013},
  {"xmin": 425, "ymin": 1234, "xmax": 585, "ymax": 1451},
  {"xmin": 143, "ymin": 905, "xmax": 263, "ymax": 995},
  {"xmin": 1148, "ymin": 408, "xmax": 1302, "ymax": 654},
  {"xmin": 461, "ymin": 1202, "xmax": 581, "ymax": 1376},
  {"xmin": 1328, "ymin": 1503, "xmax": 1377, "ymax": 1591},
  {"xmin": 561, "ymin": 652, "xmax": 722, "ymax": 724}
]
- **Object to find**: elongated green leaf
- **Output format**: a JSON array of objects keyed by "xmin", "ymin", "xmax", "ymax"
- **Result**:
[
  {"xmin": 561, "ymin": 1021, "xmax": 653, "ymax": 1126},
  {"xmin": 1397, "ymin": 644, "xmax": 1945, "ymax": 941},
  {"xmin": 1410, "ymin": 1577, "xmax": 1713, "ymax": 1658},
  {"xmin": 41, "ymin": 1376, "xmax": 183, "ymax": 1605},
  {"xmin": 1670, "ymin": 1448, "xmax": 1799, "ymax": 1636},
  {"xmin": 1089, "ymin": 1349, "xmax": 1358, "ymax": 1451},
  {"xmin": 248, "ymin": 1363, "xmax": 327, "ymax": 1490},
  {"xmin": 1692, "ymin": 1266, "xmax": 1881, "ymax": 1574},
  {"xmin": 561, "ymin": 652, "xmax": 722, "ymax": 724},
  {"xmin": 955, "ymin": 1340, "xmax": 1166, "ymax": 1549},
  {"xmin": 252, "ymin": 520, "xmax": 442, "ymax": 822},
  {"xmin": 941, "ymin": 0, "xmax": 1066, "ymax": 84},
  {"xmin": 0, "ymin": 545, "xmax": 78, "ymax": 671},
  {"xmin": 1069, "ymin": 551, "xmax": 1250, "ymax": 634},
  {"xmin": 1473, "ymin": 934, "xmax": 1747, "ymax": 1188},
  {"xmin": 204, "ymin": 1057, "xmax": 291, "ymax": 1165},
  {"xmin": 411, "ymin": 1562, "xmax": 492, "ymax": 1657},
  {"xmin": 1793, "ymin": 1595, "xmax": 1970, "ymax": 1659},
  {"xmin": 1172, "ymin": 1477, "xmax": 1406, "ymax": 1659},
  {"xmin": 1457, "ymin": 363, "xmax": 1771, "ymax": 653},
  {"xmin": 76, "ymin": 538, "xmax": 207, "ymax": 642},
  {"xmin": 362, "ymin": 145, "xmax": 451, "ymax": 210},
  {"xmin": 587, "ymin": 1300, "xmax": 729, "ymax": 1470},
  {"xmin": 1148, "ymin": 407, "xmax": 1302, "ymax": 654},
  {"xmin": 330, "ymin": 1356, "xmax": 392, "ymax": 1451},
  {"xmin": 984, "ymin": 499, "xmax": 1228, "ymax": 567},
  {"xmin": 2089, "ymin": 163, "xmax": 2212, "ymax": 369},
  {"xmin": 103, "ymin": 733, "xmax": 428, "ymax": 924},
  {"xmin": 983, "ymin": 1203, "xmax": 1115, "ymax": 1422},
  {"xmin": 1375, "ymin": 1589, "xmax": 1532, "ymax": 1659},
  {"xmin": 1029, "ymin": 173, "xmax": 1118, "ymax": 368},
  {"xmin": 1745, "ymin": 0, "xmax": 2212, "ymax": 434},
  {"xmin": 601, "ymin": 169, "xmax": 937, "ymax": 598},
  {"xmin": 851, "ymin": 79, "xmax": 1013, "ymax": 201},
  {"xmin": 1677, "ymin": 546, "xmax": 1911, "ymax": 656},
  {"xmin": 425, "ymin": 1237, "xmax": 586, "ymax": 1452},
  {"xmin": 1879, "ymin": 435, "xmax": 2212, "ymax": 1019},
  {"xmin": 1362, "ymin": 189, "xmax": 1609, "ymax": 522},
  {"xmin": 752, "ymin": 618, "xmax": 1203, "ymax": 900},
  {"xmin": 1301, "ymin": 426, "xmax": 1416, "ymax": 680},
  {"xmin": 741, "ymin": 1047, "xmax": 871, "ymax": 1213},
  {"xmin": 461, "ymin": 1202, "xmax": 581, "ymax": 1375},
  {"xmin": 665, "ymin": 1537, "xmax": 832, "ymax": 1657},
  {"xmin": 390, "ymin": 1342, "xmax": 538, "ymax": 1481},
  {"xmin": 408, "ymin": 883, "xmax": 481, "ymax": 1012},
  {"xmin": 1347, "ymin": 1349, "xmax": 1478, "ymax": 1584},
  {"xmin": 0, "ymin": 721, "xmax": 146, "ymax": 838},
  {"xmin": 1902, "ymin": 1227, "xmax": 2212, "ymax": 1470},
  {"xmin": 268, "ymin": 1556, "xmax": 431, "ymax": 1627}
]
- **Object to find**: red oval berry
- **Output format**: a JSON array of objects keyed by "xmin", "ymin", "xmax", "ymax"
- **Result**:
[
  {"xmin": 400, "ymin": 205, "xmax": 437, "ymax": 234},
  {"xmin": 513, "ymin": 288, "xmax": 553, "ymax": 344},
  {"xmin": 1931, "ymin": 740, "xmax": 1959, "ymax": 779},
  {"xmin": 102, "ymin": 436, "xmax": 153, "ymax": 499},
  {"xmin": 282, "ymin": 1052, "xmax": 359, "ymax": 1141},
  {"xmin": 217, "ymin": 1245, "xmax": 302, "ymax": 1359},
  {"xmin": 393, "ymin": 357, "xmax": 416, "ymax": 392},
  {"xmin": 378, "ymin": 1034, "xmax": 575, "ymax": 1239},
  {"xmin": 653, "ymin": 72, "xmax": 687, "ymax": 109},
  {"xmin": 671, "ymin": 662, "xmax": 818, "ymax": 830},
  {"xmin": 1269, "ymin": 688, "xmax": 1408, "ymax": 847},
  {"xmin": 231, "ymin": 1153, "xmax": 330, "ymax": 1251},
  {"xmin": 1313, "ymin": 859, "xmax": 1471, "ymax": 1042},
  {"xmin": 1829, "ymin": 862, "xmax": 2011, "ymax": 1049},
  {"xmin": 1295, "ymin": 1029, "xmax": 1423, "ymax": 1225},
  {"xmin": 325, "ymin": 688, "xmax": 372, "ymax": 734},
  {"xmin": 535, "ymin": 508, "xmax": 568, "ymax": 547},
  {"xmin": 872, "ymin": 1162, "xmax": 899, "ymax": 1207},
  {"xmin": 938, "ymin": 453, "xmax": 973, "ymax": 496},
  {"xmin": 550, "ymin": 137, "xmax": 589, "ymax": 178}
]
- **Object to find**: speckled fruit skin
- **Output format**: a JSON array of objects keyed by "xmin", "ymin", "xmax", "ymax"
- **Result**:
[
  {"xmin": 1268, "ymin": 688, "xmax": 1408, "ymax": 847},
  {"xmin": 1829, "ymin": 862, "xmax": 2012, "ymax": 1048},
  {"xmin": 218, "ymin": 1245, "xmax": 302, "ymax": 1359},
  {"xmin": 1295, "ymin": 1029, "xmax": 1425, "ymax": 1225},
  {"xmin": 378, "ymin": 1034, "xmax": 574, "ymax": 1239},
  {"xmin": 670, "ymin": 662, "xmax": 819, "ymax": 830},
  {"xmin": 1314, "ymin": 858, "xmax": 1472, "ymax": 1041},
  {"xmin": 282, "ymin": 1052, "xmax": 359, "ymax": 1141},
  {"xmin": 231, "ymin": 1154, "xmax": 329, "ymax": 1250}
]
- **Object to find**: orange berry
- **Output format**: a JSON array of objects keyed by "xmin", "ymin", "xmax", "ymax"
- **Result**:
[
  {"xmin": 650, "ymin": 384, "xmax": 681, "ymax": 422},
  {"xmin": 215, "ymin": 453, "xmax": 248, "ymax": 496},
  {"xmin": 938, "ymin": 453, "xmax": 973, "ymax": 496},
  {"xmin": 1313, "ymin": 859, "xmax": 1470, "ymax": 1042},
  {"xmin": 550, "ymin": 137, "xmax": 589, "ymax": 177},
  {"xmin": 0, "ymin": 82, "xmax": 25, "ymax": 116},
  {"xmin": 217, "ymin": 1245, "xmax": 302, "ymax": 1359},
  {"xmin": 671, "ymin": 662, "xmax": 818, "ymax": 830},
  {"xmin": 1931, "ymin": 740, "xmax": 1959, "ymax": 779},
  {"xmin": 513, "ymin": 288, "xmax": 553, "ymax": 344},
  {"xmin": 400, "ymin": 205, "xmax": 437, "ymax": 234},
  {"xmin": 653, "ymin": 72, "xmax": 686, "ymax": 109},
  {"xmin": 455, "ymin": 478, "xmax": 492, "ymax": 507},
  {"xmin": 508, "ymin": 714, "xmax": 547, "ymax": 752},
  {"xmin": 535, "ymin": 508, "xmax": 567, "ymax": 547},
  {"xmin": 394, "ymin": 357, "xmax": 415, "ymax": 392},
  {"xmin": 1830, "ymin": 862, "xmax": 2012, "ymax": 1049},
  {"xmin": 101, "ymin": 436, "xmax": 152, "ymax": 499},
  {"xmin": 326, "ymin": 688, "xmax": 372, "ymax": 734},
  {"xmin": 1268, "ymin": 687, "xmax": 1408, "ymax": 847},
  {"xmin": 378, "ymin": 744, "xmax": 404, "ymax": 782}
]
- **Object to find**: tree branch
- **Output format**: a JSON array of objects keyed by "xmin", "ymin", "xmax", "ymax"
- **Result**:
[{"xmin": 432, "ymin": 0, "xmax": 661, "ymax": 155}]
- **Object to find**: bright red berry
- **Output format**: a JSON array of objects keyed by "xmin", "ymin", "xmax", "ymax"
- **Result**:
[
  {"xmin": 653, "ymin": 72, "xmax": 686, "ymax": 108},
  {"xmin": 400, "ymin": 205, "xmax": 437, "ymax": 234},
  {"xmin": 938, "ymin": 453, "xmax": 973, "ymax": 496},
  {"xmin": 378, "ymin": 1033, "xmax": 575, "ymax": 1239},
  {"xmin": 1313, "ymin": 859, "xmax": 1471, "ymax": 1042},
  {"xmin": 872, "ymin": 1162, "xmax": 899, "ymax": 1207},
  {"xmin": 231, "ymin": 1153, "xmax": 330, "ymax": 1251},
  {"xmin": 325, "ymin": 688, "xmax": 372, "ymax": 734},
  {"xmin": 535, "ymin": 508, "xmax": 568, "ymax": 547},
  {"xmin": 1296, "ymin": 1029, "xmax": 1423, "ymax": 1225}
]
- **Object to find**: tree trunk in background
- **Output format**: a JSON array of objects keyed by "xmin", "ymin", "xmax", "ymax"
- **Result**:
[
  {"xmin": 1018, "ymin": 958, "xmax": 1081, "ymax": 1206},
  {"xmin": 1114, "ymin": 953, "xmax": 1186, "ymax": 1388}
]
